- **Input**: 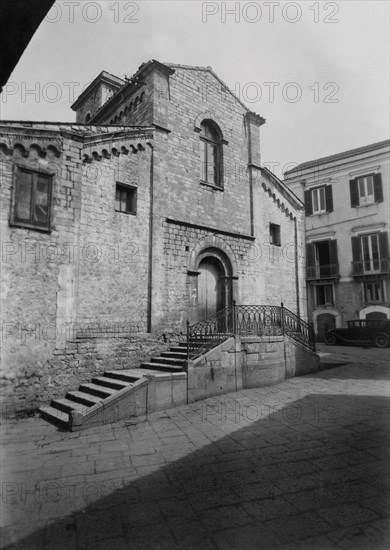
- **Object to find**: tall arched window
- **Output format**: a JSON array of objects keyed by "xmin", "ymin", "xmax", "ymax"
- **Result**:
[{"xmin": 200, "ymin": 120, "xmax": 222, "ymax": 188}]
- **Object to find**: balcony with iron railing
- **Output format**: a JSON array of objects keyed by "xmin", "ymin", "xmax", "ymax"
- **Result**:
[
  {"xmin": 352, "ymin": 257, "xmax": 390, "ymax": 277},
  {"xmin": 306, "ymin": 263, "xmax": 339, "ymax": 281}
]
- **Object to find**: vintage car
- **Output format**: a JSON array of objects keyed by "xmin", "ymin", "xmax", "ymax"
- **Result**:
[{"xmin": 325, "ymin": 319, "xmax": 390, "ymax": 348}]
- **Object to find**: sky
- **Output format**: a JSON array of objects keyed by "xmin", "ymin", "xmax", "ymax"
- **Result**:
[{"xmin": 0, "ymin": 0, "xmax": 389, "ymax": 178}]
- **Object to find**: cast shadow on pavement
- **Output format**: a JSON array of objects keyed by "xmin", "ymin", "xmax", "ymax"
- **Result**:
[{"xmin": 2, "ymin": 392, "xmax": 389, "ymax": 550}]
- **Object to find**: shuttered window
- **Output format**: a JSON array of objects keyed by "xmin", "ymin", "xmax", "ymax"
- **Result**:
[
  {"xmin": 364, "ymin": 281, "xmax": 384, "ymax": 303},
  {"xmin": 315, "ymin": 285, "xmax": 334, "ymax": 306},
  {"xmin": 11, "ymin": 168, "xmax": 52, "ymax": 231},
  {"xmin": 351, "ymin": 232, "xmax": 389, "ymax": 274},
  {"xmin": 304, "ymin": 185, "xmax": 333, "ymax": 216},
  {"xmin": 349, "ymin": 173, "xmax": 383, "ymax": 207}
]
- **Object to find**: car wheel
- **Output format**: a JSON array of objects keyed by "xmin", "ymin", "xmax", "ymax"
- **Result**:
[
  {"xmin": 374, "ymin": 333, "xmax": 389, "ymax": 348},
  {"xmin": 325, "ymin": 333, "xmax": 337, "ymax": 345}
]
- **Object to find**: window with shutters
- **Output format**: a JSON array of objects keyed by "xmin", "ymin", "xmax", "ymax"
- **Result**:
[
  {"xmin": 349, "ymin": 173, "xmax": 383, "ymax": 207},
  {"xmin": 351, "ymin": 232, "xmax": 390, "ymax": 275},
  {"xmin": 10, "ymin": 167, "xmax": 52, "ymax": 231},
  {"xmin": 199, "ymin": 120, "xmax": 223, "ymax": 189},
  {"xmin": 306, "ymin": 239, "xmax": 339, "ymax": 280},
  {"xmin": 315, "ymin": 284, "xmax": 334, "ymax": 306},
  {"xmin": 115, "ymin": 183, "xmax": 137, "ymax": 214},
  {"xmin": 364, "ymin": 281, "xmax": 384, "ymax": 303},
  {"xmin": 304, "ymin": 185, "xmax": 333, "ymax": 216}
]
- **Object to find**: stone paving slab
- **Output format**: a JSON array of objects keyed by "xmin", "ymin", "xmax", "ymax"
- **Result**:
[{"xmin": 1, "ymin": 345, "xmax": 389, "ymax": 549}]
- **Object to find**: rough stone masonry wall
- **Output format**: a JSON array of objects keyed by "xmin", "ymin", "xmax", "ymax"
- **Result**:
[
  {"xmin": 250, "ymin": 174, "xmax": 302, "ymax": 313},
  {"xmin": 154, "ymin": 67, "xmax": 252, "ymax": 233},
  {"xmin": 149, "ymin": 67, "xmax": 305, "ymax": 328},
  {"xmin": 159, "ymin": 220, "xmax": 254, "ymax": 332},
  {"xmin": 0, "ymin": 131, "xmax": 82, "ymax": 411},
  {"xmin": 46, "ymin": 328, "xmax": 183, "ymax": 404},
  {"xmin": 76, "ymin": 140, "xmax": 152, "ymax": 328}
]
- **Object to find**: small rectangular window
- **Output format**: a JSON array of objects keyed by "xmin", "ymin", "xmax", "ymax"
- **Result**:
[
  {"xmin": 115, "ymin": 183, "xmax": 137, "ymax": 214},
  {"xmin": 11, "ymin": 168, "xmax": 52, "ymax": 231},
  {"xmin": 269, "ymin": 223, "xmax": 281, "ymax": 246},
  {"xmin": 315, "ymin": 284, "xmax": 334, "ymax": 306}
]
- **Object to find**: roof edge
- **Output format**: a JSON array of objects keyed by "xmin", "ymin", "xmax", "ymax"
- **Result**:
[
  {"xmin": 284, "ymin": 139, "xmax": 390, "ymax": 177},
  {"xmin": 261, "ymin": 166, "xmax": 304, "ymax": 210}
]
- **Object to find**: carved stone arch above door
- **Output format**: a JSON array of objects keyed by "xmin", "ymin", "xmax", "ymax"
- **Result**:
[
  {"xmin": 188, "ymin": 235, "xmax": 238, "ymax": 277},
  {"xmin": 187, "ymin": 236, "xmax": 238, "ymax": 324}
]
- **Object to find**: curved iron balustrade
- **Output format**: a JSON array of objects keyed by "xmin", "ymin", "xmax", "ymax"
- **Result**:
[{"xmin": 187, "ymin": 303, "xmax": 315, "ymax": 360}]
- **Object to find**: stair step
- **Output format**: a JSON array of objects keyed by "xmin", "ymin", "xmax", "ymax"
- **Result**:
[
  {"xmin": 170, "ymin": 346, "xmax": 188, "ymax": 353},
  {"xmin": 104, "ymin": 370, "xmax": 144, "ymax": 383},
  {"xmin": 161, "ymin": 351, "xmax": 188, "ymax": 359},
  {"xmin": 51, "ymin": 398, "xmax": 90, "ymax": 415},
  {"xmin": 150, "ymin": 357, "xmax": 186, "ymax": 366},
  {"xmin": 39, "ymin": 406, "xmax": 69, "ymax": 429},
  {"xmin": 66, "ymin": 390, "xmax": 103, "ymax": 407},
  {"xmin": 140, "ymin": 362, "xmax": 183, "ymax": 372},
  {"xmin": 91, "ymin": 376, "xmax": 132, "ymax": 390},
  {"xmin": 79, "ymin": 383, "xmax": 118, "ymax": 398}
]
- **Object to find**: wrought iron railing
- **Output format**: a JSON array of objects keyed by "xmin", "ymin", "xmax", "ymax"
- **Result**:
[
  {"xmin": 236, "ymin": 305, "xmax": 283, "ymax": 336},
  {"xmin": 187, "ymin": 303, "xmax": 316, "ymax": 359},
  {"xmin": 306, "ymin": 263, "xmax": 339, "ymax": 280},
  {"xmin": 186, "ymin": 305, "xmax": 234, "ymax": 359},
  {"xmin": 282, "ymin": 305, "xmax": 316, "ymax": 351},
  {"xmin": 352, "ymin": 258, "xmax": 390, "ymax": 276}
]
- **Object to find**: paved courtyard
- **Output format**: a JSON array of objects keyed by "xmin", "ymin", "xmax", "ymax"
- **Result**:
[{"xmin": 1, "ymin": 344, "xmax": 389, "ymax": 549}]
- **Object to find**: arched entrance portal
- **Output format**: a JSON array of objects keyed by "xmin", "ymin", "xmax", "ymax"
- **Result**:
[
  {"xmin": 198, "ymin": 257, "xmax": 224, "ymax": 319},
  {"xmin": 191, "ymin": 247, "xmax": 234, "ymax": 323}
]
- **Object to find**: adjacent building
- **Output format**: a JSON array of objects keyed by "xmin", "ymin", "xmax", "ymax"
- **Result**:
[
  {"xmin": 284, "ymin": 140, "xmax": 390, "ymax": 340},
  {"xmin": 0, "ymin": 60, "xmax": 307, "ymax": 411}
]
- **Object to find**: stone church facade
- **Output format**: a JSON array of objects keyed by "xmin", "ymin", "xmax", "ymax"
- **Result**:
[{"xmin": 1, "ymin": 60, "xmax": 307, "ymax": 412}]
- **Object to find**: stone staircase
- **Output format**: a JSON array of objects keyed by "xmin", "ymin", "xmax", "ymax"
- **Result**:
[{"xmin": 39, "ymin": 342, "xmax": 189, "ymax": 430}]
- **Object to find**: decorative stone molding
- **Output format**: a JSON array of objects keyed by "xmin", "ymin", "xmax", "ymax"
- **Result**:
[
  {"xmin": 194, "ymin": 112, "xmax": 224, "ymax": 135},
  {"xmin": 351, "ymin": 223, "xmax": 386, "ymax": 234},
  {"xmin": 188, "ymin": 234, "xmax": 238, "ymax": 278},
  {"xmin": 349, "ymin": 165, "xmax": 381, "ymax": 177},
  {"xmin": 82, "ymin": 140, "xmax": 152, "ymax": 163},
  {"xmin": 0, "ymin": 135, "xmax": 62, "ymax": 159},
  {"xmin": 261, "ymin": 182, "xmax": 295, "ymax": 220},
  {"xmin": 306, "ymin": 231, "xmax": 336, "ymax": 242}
]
